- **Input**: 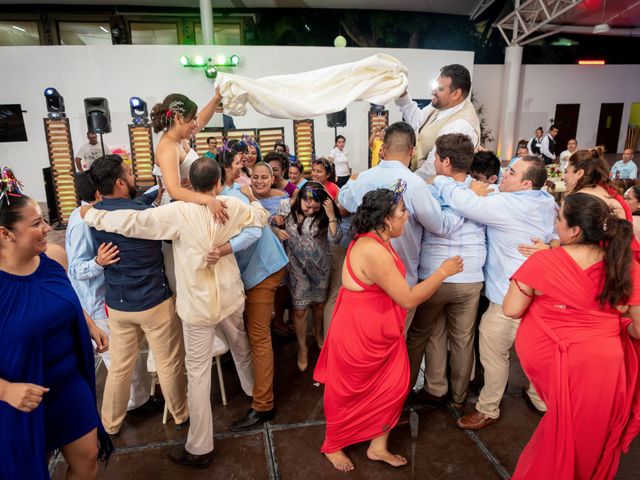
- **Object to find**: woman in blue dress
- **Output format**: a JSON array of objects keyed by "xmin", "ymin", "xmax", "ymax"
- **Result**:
[{"xmin": 0, "ymin": 171, "xmax": 112, "ymax": 479}]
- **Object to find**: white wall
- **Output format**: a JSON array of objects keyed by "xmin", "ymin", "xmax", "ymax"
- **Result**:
[
  {"xmin": 473, "ymin": 64, "xmax": 640, "ymax": 158},
  {"xmin": 0, "ymin": 45, "xmax": 474, "ymax": 201}
]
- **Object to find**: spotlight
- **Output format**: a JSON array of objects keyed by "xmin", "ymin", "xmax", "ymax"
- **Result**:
[
  {"xmin": 216, "ymin": 55, "xmax": 226, "ymax": 65},
  {"xmin": 44, "ymin": 87, "xmax": 65, "ymax": 119},
  {"xmin": 179, "ymin": 55, "xmax": 189, "ymax": 66},
  {"xmin": 194, "ymin": 55, "xmax": 205, "ymax": 66},
  {"xmin": 129, "ymin": 96, "xmax": 148, "ymax": 125},
  {"xmin": 205, "ymin": 63, "xmax": 218, "ymax": 79},
  {"xmin": 230, "ymin": 54, "xmax": 240, "ymax": 66}
]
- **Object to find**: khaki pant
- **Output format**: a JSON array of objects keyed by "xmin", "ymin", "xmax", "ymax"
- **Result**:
[
  {"xmin": 93, "ymin": 317, "xmax": 149, "ymax": 411},
  {"xmin": 323, "ymin": 244, "xmax": 347, "ymax": 334},
  {"xmin": 245, "ymin": 268, "xmax": 286, "ymax": 412},
  {"xmin": 475, "ymin": 302, "xmax": 545, "ymax": 418},
  {"xmin": 407, "ymin": 282, "xmax": 483, "ymax": 403},
  {"xmin": 183, "ymin": 306, "xmax": 254, "ymax": 455},
  {"xmin": 101, "ymin": 297, "xmax": 188, "ymax": 434}
]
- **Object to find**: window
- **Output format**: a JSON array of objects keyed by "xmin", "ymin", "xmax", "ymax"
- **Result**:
[
  {"xmin": 0, "ymin": 21, "xmax": 40, "ymax": 46},
  {"xmin": 195, "ymin": 22, "xmax": 242, "ymax": 45},
  {"xmin": 131, "ymin": 22, "xmax": 179, "ymax": 45},
  {"xmin": 58, "ymin": 22, "xmax": 112, "ymax": 45}
]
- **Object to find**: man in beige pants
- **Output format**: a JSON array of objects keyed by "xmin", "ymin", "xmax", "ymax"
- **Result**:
[
  {"xmin": 407, "ymin": 134, "xmax": 485, "ymax": 408},
  {"xmin": 432, "ymin": 156, "xmax": 557, "ymax": 429},
  {"xmin": 85, "ymin": 154, "xmax": 188, "ymax": 437},
  {"xmin": 84, "ymin": 157, "xmax": 269, "ymax": 467}
]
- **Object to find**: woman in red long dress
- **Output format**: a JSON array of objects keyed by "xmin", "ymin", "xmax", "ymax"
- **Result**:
[
  {"xmin": 503, "ymin": 192, "xmax": 640, "ymax": 479},
  {"xmin": 314, "ymin": 187, "xmax": 463, "ymax": 472}
]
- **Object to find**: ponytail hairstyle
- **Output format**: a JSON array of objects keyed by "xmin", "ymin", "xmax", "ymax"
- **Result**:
[
  {"xmin": 287, "ymin": 181, "xmax": 340, "ymax": 238},
  {"xmin": 568, "ymin": 149, "xmax": 614, "ymax": 193},
  {"xmin": 150, "ymin": 94, "xmax": 198, "ymax": 133},
  {"xmin": 562, "ymin": 192, "xmax": 633, "ymax": 307},
  {"xmin": 0, "ymin": 167, "xmax": 31, "ymax": 234}
]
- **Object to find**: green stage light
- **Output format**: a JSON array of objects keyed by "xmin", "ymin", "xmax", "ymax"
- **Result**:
[
  {"xmin": 194, "ymin": 55, "xmax": 205, "ymax": 66},
  {"xmin": 216, "ymin": 55, "xmax": 227, "ymax": 65},
  {"xmin": 205, "ymin": 63, "xmax": 218, "ymax": 79},
  {"xmin": 230, "ymin": 54, "xmax": 240, "ymax": 66},
  {"xmin": 179, "ymin": 55, "xmax": 189, "ymax": 66}
]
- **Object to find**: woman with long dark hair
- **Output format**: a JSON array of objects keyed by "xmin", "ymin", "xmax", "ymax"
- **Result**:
[
  {"xmin": 314, "ymin": 187, "xmax": 462, "ymax": 472},
  {"xmin": 504, "ymin": 193, "xmax": 640, "ymax": 479},
  {"xmin": 274, "ymin": 182, "xmax": 342, "ymax": 369},
  {"xmin": 0, "ymin": 169, "xmax": 113, "ymax": 479},
  {"xmin": 150, "ymin": 92, "xmax": 227, "ymax": 220}
]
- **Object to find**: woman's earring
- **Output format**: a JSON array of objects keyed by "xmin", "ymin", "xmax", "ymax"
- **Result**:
[{"xmin": 386, "ymin": 223, "xmax": 393, "ymax": 232}]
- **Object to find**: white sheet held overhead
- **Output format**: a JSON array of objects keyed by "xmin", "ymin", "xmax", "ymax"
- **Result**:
[{"xmin": 214, "ymin": 54, "xmax": 408, "ymax": 120}]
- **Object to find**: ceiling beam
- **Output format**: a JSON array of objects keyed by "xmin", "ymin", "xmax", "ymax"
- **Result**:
[
  {"xmin": 494, "ymin": 0, "xmax": 584, "ymax": 46},
  {"xmin": 469, "ymin": 0, "xmax": 497, "ymax": 20}
]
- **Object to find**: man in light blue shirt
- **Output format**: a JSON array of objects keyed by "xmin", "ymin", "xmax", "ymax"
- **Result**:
[
  {"xmin": 407, "ymin": 134, "xmax": 486, "ymax": 408},
  {"xmin": 610, "ymin": 148, "xmax": 637, "ymax": 179},
  {"xmin": 339, "ymin": 122, "xmax": 464, "ymax": 328},
  {"xmin": 432, "ymin": 156, "xmax": 557, "ymax": 430},
  {"xmin": 65, "ymin": 171, "xmax": 149, "ymax": 411}
]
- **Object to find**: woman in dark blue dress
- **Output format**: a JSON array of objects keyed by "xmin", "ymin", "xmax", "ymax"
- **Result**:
[{"xmin": 0, "ymin": 173, "xmax": 112, "ymax": 479}]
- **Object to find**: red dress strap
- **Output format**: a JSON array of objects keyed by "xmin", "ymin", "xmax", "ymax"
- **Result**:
[
  {"xmin": 599, "ymin": 183, "xmax": 640, "ymax": 261},
  {"xmin": 345, "ymin": 233, "xmax": 404, "ymax": 290}
]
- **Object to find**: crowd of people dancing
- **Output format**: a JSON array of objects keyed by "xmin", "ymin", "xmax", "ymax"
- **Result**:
[{"xmin": 2, "ymin": 63, "xmax": 640, "ymax": 480}]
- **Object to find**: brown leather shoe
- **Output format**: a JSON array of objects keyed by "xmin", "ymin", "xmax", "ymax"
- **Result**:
[{"xmin": 456, "ymin": 411, "xmax": 498, "ymax": 430}]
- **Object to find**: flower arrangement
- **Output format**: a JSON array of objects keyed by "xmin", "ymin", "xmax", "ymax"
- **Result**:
[{"xmin": 546, "ymin": 165, "xmax": 562, "ymax": 178}]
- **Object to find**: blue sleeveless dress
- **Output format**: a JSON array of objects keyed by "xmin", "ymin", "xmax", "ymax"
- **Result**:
[{"xmin": 0, "ymin": 254, "xmax": 112, "ymax": 479}]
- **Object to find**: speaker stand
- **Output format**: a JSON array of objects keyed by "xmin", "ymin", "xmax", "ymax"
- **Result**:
[{"xmin": 100, "ymin": 133, "xmax": 106, "ymax": 156}]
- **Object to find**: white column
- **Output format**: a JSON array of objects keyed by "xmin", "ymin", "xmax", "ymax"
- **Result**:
[
  {"xmin": 199, "ymin": 0, "xmax": 214, "ymax": 45},
  {"xmin": 496, "ymin": 45, "xmax": 523, "ymax": 160}
]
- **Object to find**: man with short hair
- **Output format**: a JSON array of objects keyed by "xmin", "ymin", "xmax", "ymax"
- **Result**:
[
  {"xmin": 75, "ymin": 131, "xmax": 111, "ymax": 172},
  {"xmin": 432, "ymin": 156, "xmax": 557, "ymax": 429},
  {"xmin": 338, "ymin": 121, "xmax": 463, "ymax": 328},
  {"xmin": 539, "ymin": 124, "xmax": 559, "ymax": 165},
  {"xmin": 395, "ymin": 64, "xmax": 480, "ymax": 179},
  {"xmin": 558, "ymin": 138, "xmax": 577, "ymax": 172},
  {"xmin": 66, "ymin": 171, "xmax": 150, "ymax": 412},
  {"xmin": 610, "ymin": 148, "xmax": 637, "ymax": 179},
  {"xmin": 86, "ymin": 154, "xmax": 189, "ymax": 436},
  {"xmin": 84, "ymin": 157, "xmax": 269, "ymax": 467},
  {"xmin": 407, "ymin": 133, "xmax": 486, "ymax": 408},
  {"xmin": 471, "ymin": 150, "xmax": 501, "ymax": 184}
]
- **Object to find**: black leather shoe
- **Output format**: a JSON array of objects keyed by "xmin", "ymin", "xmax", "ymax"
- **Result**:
[
  {"xmin": 128, "ymin": 396, "xmax": 164, "ymax": 416},
  {"xmin": 167, "ymin": 446, "xmax": 212, "ymax": 468},
  {"xmin": 229, "ymin": 408, "xmax": 275, "ymax": 431},
  {"xmin": 175, "ymin": 417, "xmax": 190, "ymax": 430},
  {"xmin": 409, "ymin": 389, "xmax": 447, "ymax": 408}
]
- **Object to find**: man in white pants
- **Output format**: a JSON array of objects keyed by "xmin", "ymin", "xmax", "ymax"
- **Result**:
[
  {"xmin": 83, "ymin": 157, "xmax": 269, "ymax": 467},
  {"xmin": 432, "ymin": 156, "xmax": 556, "ymax": 429}
]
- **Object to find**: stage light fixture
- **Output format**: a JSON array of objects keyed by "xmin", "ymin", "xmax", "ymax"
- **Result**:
[
  {"xmin": 179, "ymin": 55, "xmax": 189, "ymax": 66},
  {"xmin": 230, "ymin": 54, "xmax": 240, "ymax": 66},
  {"xmin": 194, "ymin": 55, "xmax": 205, "ymax": 66},
  {"xmin": 205, "ymin": 63, "xmax": 218, "ymax": 79},
  {"xmin": 216, "ymin": 55, "xmax": 226, "ymax": 65},
  {"xmin": 44, "ymin": 87, "xmax": 66, "ymax": 119},
  {"xmin": 129, "ymin": 96, "xmax": 149, "ymax": 125}
]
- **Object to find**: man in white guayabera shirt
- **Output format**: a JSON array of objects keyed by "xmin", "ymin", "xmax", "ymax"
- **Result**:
[{"xmin": 395, "ymin": 64, "xmax": 480, "ymax": 179}]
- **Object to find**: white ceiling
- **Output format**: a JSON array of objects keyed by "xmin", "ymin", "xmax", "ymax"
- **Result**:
[{"xmin": 0, "ymin": 0, "xmax": 478, "ymax": 15}]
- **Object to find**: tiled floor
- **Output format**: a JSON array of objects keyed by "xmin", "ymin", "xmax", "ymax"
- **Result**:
[{"xmin": 46, "ymin": 225, "xmax": 640, "ymax": 479}]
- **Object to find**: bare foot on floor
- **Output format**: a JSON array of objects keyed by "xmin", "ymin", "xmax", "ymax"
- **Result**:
[
  {"xmin": 324, "ymin": 451, "xmax": 355, "ymax": 472},
  {"xmin": 366, "ymin": 448, "xmax": 408, "ymax": 467}
]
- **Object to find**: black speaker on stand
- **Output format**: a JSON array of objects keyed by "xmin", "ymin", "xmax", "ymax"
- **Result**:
[
  {"xmin": 84, "ymin": 97, "xmax": 111, "ymax": 155},
  {"xmin": 327, "ymin": 109, "xmax": 347, "ymax": 139}
]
